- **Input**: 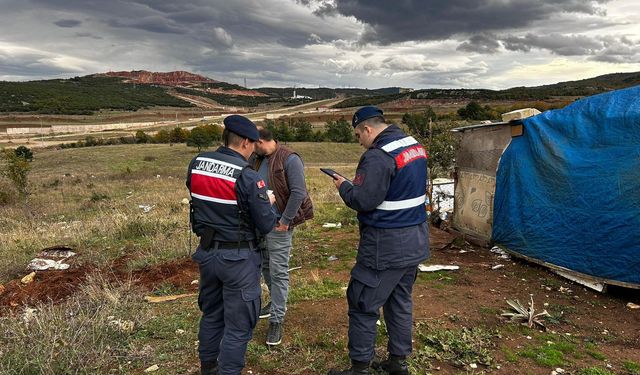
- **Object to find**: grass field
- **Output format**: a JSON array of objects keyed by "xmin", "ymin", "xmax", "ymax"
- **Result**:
[{"xmin": 1, "ymin": 142, "xmax": 639, "ymax": 375}]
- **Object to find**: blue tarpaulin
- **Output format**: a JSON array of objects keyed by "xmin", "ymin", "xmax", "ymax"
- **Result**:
[{"xmin": 492, "ymin": 85, "xmax": 640, "ymax": 285}]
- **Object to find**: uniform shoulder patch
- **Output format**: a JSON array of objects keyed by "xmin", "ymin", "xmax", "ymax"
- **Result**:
[
  {"xmin": 256, "ymin": 179, "xmax": 266, "ymax": 189},
  {"xmin": 353, "ymin": 173, "xmax": 365, "ymax": 185}
]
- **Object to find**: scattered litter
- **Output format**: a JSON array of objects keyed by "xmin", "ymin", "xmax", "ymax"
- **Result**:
[
  {"xmin": 155, "ymin": 174, "xmax": 161, "ymax": 179},
  {"xmin": 376, "ymin": 320, "xmax": 381, "ymax": 326},
  {"xmin": 22, "ymin": 307, "xmax": 37, "ymax": 325},
  {"xmin": 490, "ymin": 246, "xmax": 511, "ymax": 260},
  {"xmin": 418, "ymin": 264, "xmax": 459, "ymax": 272},
  {"xmin": 21, "ymin": 272, "xmax": 36, "ymax": 284},
  {"xmin": 108, "ymin": 317, "xmax": 135, "ymax": 333},
  {"xmin": 526, "ymin": 336, "xmax": 532, "ymax": 339},
  {"xmin": 458, "ymin": 249, "xmax": 469, "ymax": 254},
  {"xmin": 181, "ymin": 198, "xmax": 190, "ymax": 205},
  {"xmin": 288, "ymin": 266, "xmax": 303, "ymax": 272},
  {"xmin": 144, "ymin": 293, "xmax": 197, "ymax": 303},
  {"xmin": 469, "ymin": 363, "xmax": 478, "ymax": 369},
  {"xmin": 28, "ymin": 258, "xmax": 70, "ymax": 271},
  {"xmin": 190, "ymin": 279, "xmax": 199, "ymax": 285},
  {"xmin": 144, "ymin": 364, "xmax": 159, "ymax": 372},
  {"xmin": 627, "ymin": 302, "xmax": 640, "ymax": 309},
  {"xmin": 328, "ymin": 255, "xmax": 339, "ymax": 261},
  {"xmin": 138, "ymin": 204, "xmax": 155, "ymax": 213},
  {"xmin": 491, "ymin": 264, "xmax": 504, "ymax": 270},
  {"xmin": 322, "ymin": 222, "xmax": 342, "ymax": 228},
  {"xmin": 558, "ymin": 287, "xmax": 573, "ymax": 294},
  {"xmin": 552, "ymin": 368, "xmax": 565, "ymax": 375},
  {"xmin": 176, "ymin": 329, "xmax": 185, "ymax": 335},
  {"xmin": 39, "ymin": 246, "xmax": 76, "ymax": 259}
]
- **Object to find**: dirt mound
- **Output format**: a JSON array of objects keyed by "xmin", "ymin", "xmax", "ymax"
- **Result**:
[{"xmin": 0, "ymin": 255, "xmax": 198, "ymax": 312}]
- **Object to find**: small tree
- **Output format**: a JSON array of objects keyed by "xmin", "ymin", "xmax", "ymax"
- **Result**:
[
  {"xmin": 154, "ymin": 130, "xmax": 171, "ymax": 143},
  {"xmin": 135, "ymin": 130, "xmax": 150, "ymax": 144},
  {"xmin": 2, "ymin": 149, "xmax": 32, "ymax": 202},
  {"xmin": 325, "ymin": 118, "xmax": 355, "ymax": 143},
  {"xmin": 187, "ymin": 126, "xmax": 214, "ymax": 152},
  {"xmin": 294, "ymin": 120, "xmax": 314, "ymax": 141}
]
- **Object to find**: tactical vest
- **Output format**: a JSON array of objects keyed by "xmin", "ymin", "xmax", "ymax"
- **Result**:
[
  {"xmin": 189, "ymin": 150, "xmax": 255, "ymax": 242},
  {"xmin": 358, "ymin": 134, "xmax": 428, "ymax": 228}
]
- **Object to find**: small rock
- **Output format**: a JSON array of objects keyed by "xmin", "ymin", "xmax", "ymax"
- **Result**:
[
  {"xmin": 181, "ymin": 198, "xmax": 190, "ymax": 205},
  {"xmin": 144, "ymin": 364, "xmax": 159, "ymax": 372}
]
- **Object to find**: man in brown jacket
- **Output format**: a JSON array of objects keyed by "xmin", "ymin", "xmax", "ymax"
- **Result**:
[{"xmin": 253, "ymin": 127, "xmax": 313, "ymax": 346}]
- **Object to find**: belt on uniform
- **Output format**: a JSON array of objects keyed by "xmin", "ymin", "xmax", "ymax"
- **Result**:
[{"xmin": 211, "ymin": 240, "xmax": 257, "ymax": 250}]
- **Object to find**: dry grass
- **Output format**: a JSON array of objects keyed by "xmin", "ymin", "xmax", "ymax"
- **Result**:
[{"xmin": 0, "ymin": 142, "xmax": 362, "ymax": 282}]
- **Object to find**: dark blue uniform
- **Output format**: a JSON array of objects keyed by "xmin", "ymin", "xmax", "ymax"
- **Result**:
[
  {"xmin": 338, "ymin": 125, "xmax": 430, "ymax": 364},
  {"xmin": 187, "ymin": 146, "xmax": 276, "ymax": 375}
]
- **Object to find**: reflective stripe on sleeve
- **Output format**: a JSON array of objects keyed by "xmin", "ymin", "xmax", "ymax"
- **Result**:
[
  {"xmin": 376, "ymin": 194, "xmax": 426, "ymax": 211},
  {"xmin": 381, "ymin": 136, "xmax": 418, "ymax": 152}
]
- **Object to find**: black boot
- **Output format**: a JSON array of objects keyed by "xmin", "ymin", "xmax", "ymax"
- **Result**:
[
  {"xmin": 200, "ymin": 360, "xmax": 218, "ymax": 375},
  {"xmin": 327, "ymin": 360, "xmax": 370, "ymax": 375},
  {"xmin": 372, "ymin": 355, "xmax": 409, "ymax": 375}
]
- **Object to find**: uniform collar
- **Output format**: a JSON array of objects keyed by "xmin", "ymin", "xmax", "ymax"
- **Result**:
[
  {"xmin": 371, "ymin": 124, "xmax": 401, "ymax": 148},
  {"xmin": 217, "ymin": 146, "xmax": 247, "ymax": 161}
]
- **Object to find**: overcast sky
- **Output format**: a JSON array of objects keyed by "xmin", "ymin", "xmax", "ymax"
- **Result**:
[{"xmin": 1, "ymin": 0, "xmax": 639, "ymax": 89}]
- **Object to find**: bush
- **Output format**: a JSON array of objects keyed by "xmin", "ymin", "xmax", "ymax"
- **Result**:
[
  {"xmin": 1, "ymin": 149, "xmax": 32, "ymax": 201},
  {"xmin": 325, "ymin": 118, "xmax": 355, "ymax": 143},
  {"xmin": 14, "ymin": 146, "xmax": 33, "ymax": 162}
]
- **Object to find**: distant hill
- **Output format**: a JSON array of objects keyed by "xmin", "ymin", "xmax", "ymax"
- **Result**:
[{"xmin": 1, "ymin": 70, "xmax": 638, "ymax": 114}]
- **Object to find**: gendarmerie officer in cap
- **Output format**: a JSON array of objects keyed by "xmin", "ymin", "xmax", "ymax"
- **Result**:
[
  {"xmin": 328, "ymin": 106, "xmax": 430, "ymax": 375},
  {"xmin": 186, "ymin": 115, "xmax": 276, "ymax": 375}
]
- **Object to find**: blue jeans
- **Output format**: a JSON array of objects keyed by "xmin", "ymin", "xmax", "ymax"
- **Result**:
[
  {"xmin": 261, "ymin": 229, "xmax": 293, "ymax": 323},
  {"xmin": 192, "ymin": 245, "xmax": 262, "ymax": 375}
]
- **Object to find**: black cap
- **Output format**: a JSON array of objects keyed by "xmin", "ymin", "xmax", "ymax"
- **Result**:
[
  {"xmin": 223, "ymin": 115, "xmax": 259, "ymax": 141},
  {"xmin": 352, "ymin": 106, "xmax": 384, "ymax": 128}
]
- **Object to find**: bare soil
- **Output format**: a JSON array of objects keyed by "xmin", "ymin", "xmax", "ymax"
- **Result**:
[{"xmin": 1, "ymin": 226, "xmax": 639, "ymax": 374}]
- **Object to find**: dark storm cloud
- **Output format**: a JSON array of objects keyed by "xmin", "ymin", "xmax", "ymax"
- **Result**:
[
  {"xmin": 303, "ymin": 0, "xmax": 612, "ymax": 44},
  {"xmin": 501, "ymin": 33, "xmax": 640, "ymax": 61},
  {"xmin": 457, "ymin": 34, "xmax": 501, "ymax": 54},
  {"xmin": 54, "ymin": 19, "xmax": 82, "ymax": 28}
]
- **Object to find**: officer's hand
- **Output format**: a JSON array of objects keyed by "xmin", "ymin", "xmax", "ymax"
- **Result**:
[
  {"xmin": 274, "ymin": 222, "xmax": 289, "ymax": 232},
  {"xmin": 333, "ymin": 174, "xmax": 346, "ymax": 189},
  {"xmin": 267, "ymin": 190, "xmax": 276, "ymax": 205}
]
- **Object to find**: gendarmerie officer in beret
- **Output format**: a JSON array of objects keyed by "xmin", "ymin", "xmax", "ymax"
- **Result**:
[
  {"xmin": 186, "ymin": 115, "xmax": 276, "ymax": 375},
  {"xmin": 328, "ymin": 106, "xmax": 430, "ymax": 375}
]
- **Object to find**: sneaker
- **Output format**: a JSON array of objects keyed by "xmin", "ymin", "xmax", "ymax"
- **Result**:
[
  {"xmin": 266, "ymin": 322, "xmax": 283, "ymax": 346},
  {"xmin": 259, "ymin": 301, "xmax": 271, "ymax": 319}
]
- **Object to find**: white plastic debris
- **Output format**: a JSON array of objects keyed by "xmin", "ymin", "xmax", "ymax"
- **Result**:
[
  {"xmin": 138, "ymin": 204, "xmax": 155, "ymax": 213},
  {"xmin": 322, "ymin": 222, "xmax": 342, "ymax": 228},
  {"xmin": 181, "ymin": 198, "xmax": 190, "ymax": 205},
  {"xmin": 490, "ymin": 246, "xmax": 511, "ymax": 260},
  {"xmin": 328, "ymin": 255, "xmax": 339, "ymax": 261},
  {"xmin": 28, "ymin": 258, "xmax": 70, "ymax": 271},
  {"xmin": 491, "ymin": 264, "xmax": 504, "ymax": 270},
  {"xmin": 144, "ymin": 364, "xmax": 159, "ymax": 372},
  {"xmin": 418, "ymin": 264, "xmax": 459, "ymax": 272},
  {"xmin": 469, "ymin": 363, "xmax": 478, "ymax": 369},
  {"xmin": 627, "ymin": 302, "xmax": 640, "ymax": 309}
]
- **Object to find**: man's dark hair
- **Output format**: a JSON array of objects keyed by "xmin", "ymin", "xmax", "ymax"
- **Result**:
[
  {"xmin": 258, "ymin": 127, "xmax": 274, "ymax": 141},
  {"xmin": 223, "ymin": 129, "xmax": 247, "ymax": 147}
]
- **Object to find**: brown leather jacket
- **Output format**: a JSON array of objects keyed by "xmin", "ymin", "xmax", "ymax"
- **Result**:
[{"xmin": 255, "ymin": 144, "xmax": 314, "ymax": 227}]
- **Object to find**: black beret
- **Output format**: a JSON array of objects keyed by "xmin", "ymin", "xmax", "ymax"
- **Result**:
[
  {"xmin": 352, "ymin": 106, "xmax": 384, "ymax": 128},
  {"xmin": 223, "ymin": 115, "xmax": 259, "ymax": 141}
]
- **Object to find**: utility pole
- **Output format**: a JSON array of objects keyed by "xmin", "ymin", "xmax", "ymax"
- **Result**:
[{"xmin": 40, "ymin": 117, "xmax": 44, "ymax": 146}]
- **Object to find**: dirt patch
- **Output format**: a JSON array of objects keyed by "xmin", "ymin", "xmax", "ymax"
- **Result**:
[{"xmin": 0, "ymin": 254, "xmax": 199, "ymax": 313}]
